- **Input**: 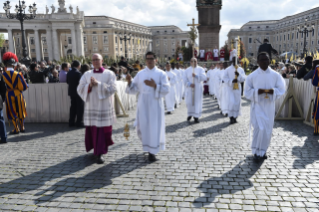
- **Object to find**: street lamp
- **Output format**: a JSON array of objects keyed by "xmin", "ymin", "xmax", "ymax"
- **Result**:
[
  {"xmin": 3, "ymin": 0, "xmax": 37, "ymax": 65},
  {"xmin": 119, "ymin": 27, "xmax": 131, "ymax": 59},
  {"xmin": 297, "ymin": 16, "xmax": 314, "ymax": 58}
]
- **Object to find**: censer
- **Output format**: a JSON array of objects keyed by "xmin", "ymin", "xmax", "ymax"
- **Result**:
[
  {"xmin": 233, "ymin": 65, "xmax": 239, "ymax": 90},
  {"xmin": 123, "ymin": 122, "xmax": 130, "ymax": 140}
]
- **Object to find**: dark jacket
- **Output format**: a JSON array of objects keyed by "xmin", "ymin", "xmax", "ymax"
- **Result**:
[
  {"xmin": 29, "ymin": 70, "xmax": 48, "ymax": 83},
  {"xmin": 0, "ymin": 74, "xmax": 6, "ymax": 103},
  {"xmin": 304, "ymin": 69, "xmax": 315, "ymax": 81},
  {"xmin": 49, "ymin": 77, "xmax": 60, "ymax": 83},
  {"xmin": 67, "ymin": 67, "xmax": 82, "ymax": 97},
  {"xmin": 297, "ymin": 63, "xmax": 312, "ymax": 79},
  {"xmin": 258, "ymin": 43, "xmax": 278, "ymax": 59}
]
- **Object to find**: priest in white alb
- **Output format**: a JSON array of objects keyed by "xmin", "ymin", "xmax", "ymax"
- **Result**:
[
  {"xmin": 126, "ymin": 52, "xmax": 169, "ymax": 161},
  {"xmin": 184, "ymin": 57, "xmax": 207, "ymax": 123},
  {"xmin": 164, "ymin": 62, "xmax": 177, "ymax": 114},
  {"xmin": 77, "ymin": 53, "xmax": 117, "ymax": 164},
  {"xmin": 244, "ymin": 52, "xmax": 286, "ymax": 162},
  {"xmin": 206, "ymin": 64, "xmax": 215, "ymax": 96},
  {"xmin": 172, "ymin": 63, "xmax": 181, "ymax": 106},
  {"xmin": 222, "ymin": 55, "xmax": 246, "ymax": 124}
]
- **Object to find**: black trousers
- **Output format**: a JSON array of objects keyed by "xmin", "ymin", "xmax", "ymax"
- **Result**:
[{"xmin": 69, "ymin": 95, "xmax": 84, "ymax": 126}]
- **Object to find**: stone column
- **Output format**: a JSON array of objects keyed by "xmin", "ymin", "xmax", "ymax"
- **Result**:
[
  {"xmin": 71, "ymin": 28, "xmax": 77, "ymax": 56},
  {"xmin": 46, "ymin": 29, "xmax": 53, "ymax": 61},
  {"xmin": 39, "ymin": 33, "xmax": 44, "ymax": 61},
  {"xmin": 34, "ymin": 29, "xmax": 41, "ymax": 62},
  {"xmin": 52, "ymin": 29, "xmax": 60, "ymax": 60},
  {"xmin": 8, "ymin": 29, "xmax": 14, "ymax": 53},
  {"xmin": 75, "ymin": 24, "xmax": 84, "ymax": 56}
]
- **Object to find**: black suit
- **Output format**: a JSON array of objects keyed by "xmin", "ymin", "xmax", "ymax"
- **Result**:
[
  {"xmin": 258, "ymin": 43, "xmax": 278, "ymax": 60},
  {"xmin": 66, "ymin": 68, "xmax": 84, "ymax": 127},
  {"xmin": 0, "ymin": 74, "xmax": 7, "ymax": 142}
]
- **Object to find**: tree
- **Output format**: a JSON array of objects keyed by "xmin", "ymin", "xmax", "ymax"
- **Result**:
[
  {"xmin": 0, "ymin": 34, "xmax": 5, "ymax": 48},
  {"xmin": 223, "ymin": 42, "xmax": 230, "ymax": 61}
]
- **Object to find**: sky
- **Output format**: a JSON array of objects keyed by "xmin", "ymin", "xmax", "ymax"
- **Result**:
[{"xmin": 5, "ymin": 0, "xmax": 319, "ymax": 46}]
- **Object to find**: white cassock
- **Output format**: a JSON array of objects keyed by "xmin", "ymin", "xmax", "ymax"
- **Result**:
[
  {"xmin": 212, "ymin": 68, "xmax": 221, "ymax": 98},
  {"xmin": 126, "ymin": 67, "xmax": 170, "ymax": 154},
  {"xmin": 244, "ymin": 67, "xmax": 286, "ymax": 156},
  {"xmin": 216, "ymin": 69, "xmax": 224, "ymax": 108},
  {"xmin": 172, "ymin": 68, "xmax": 181, "ymax": 105},
  {"xmin": 206, "ymin": 68, "xmax": 215, "ymax": 95},
  {"xmin": 218, "ymin": 69, "xmax": 229, "ymax": 114},
  {"xmin": 183, "ymin": 66, "xmax": 207, "ymax": 118},
  {"xmin": 176, "ymin": 68, "xmax": 184, "ymax": 103},
  {"xmin": 180, "ymin": 68, "xmax": 186, "ymax": 98},
  {"xmin": 222, "ymin": 65, "xmax": 246, "ymax": 118},
  {"xmin": 165, "ymin": 71, "xmax": 177, "ymax": 112}
]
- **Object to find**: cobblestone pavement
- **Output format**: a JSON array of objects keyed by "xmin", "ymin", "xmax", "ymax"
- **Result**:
[{"xmin": 1, "ymin": 96, "xmax": 319, "ymax": 212}]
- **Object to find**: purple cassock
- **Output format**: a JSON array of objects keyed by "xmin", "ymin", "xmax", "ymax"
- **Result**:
[{"xmin": 85, "ymin": 67, "xmax": 114, "ymax": 155}]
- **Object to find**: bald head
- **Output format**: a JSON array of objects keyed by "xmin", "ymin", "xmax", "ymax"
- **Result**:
[{"xmin": 92, "ymin": 53, "xmax": 103, "ymax": 69}]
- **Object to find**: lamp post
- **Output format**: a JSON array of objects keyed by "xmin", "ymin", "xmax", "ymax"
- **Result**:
[
  {"xmin": 297, "ymin": 16, "xmax": 314, "ymax": 58},
  {"xmin": 119, "ymin": 28, "xmax": 131, "ymax": 59},
  {"xmin": 3, "ymin": 0, "xmax": 37, "ymax": 65}
]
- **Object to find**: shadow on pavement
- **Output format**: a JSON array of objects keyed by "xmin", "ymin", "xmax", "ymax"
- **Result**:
[{"xmin": 193, "ymin": 156, "xmax": 263, "ymax": 207}]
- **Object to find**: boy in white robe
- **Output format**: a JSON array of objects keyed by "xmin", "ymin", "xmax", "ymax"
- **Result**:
[
  {"xmin": 184, "ymin": 58, "xmax": 207, "ymax": 123},
  {"xmin": 164, "ymin": 62, "xmax": 177, "ymax": 114},
  {"xmin": 212, "ymin": 64, "xmax": 221, "ymax": 100},
  {"xmin": 222, "ymin": 57, "xmax": 246, "ymax": 124},
  {"xmin": 126, "ymin": 52, "xmax": 169, "ymax": 161},
  {"xmin": 244, "ymin": 52, "xmax": 286, "ymax": 162}
]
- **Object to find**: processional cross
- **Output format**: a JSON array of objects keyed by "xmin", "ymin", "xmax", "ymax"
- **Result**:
[{"xmin": 187, "ymin": 18, "xmax": 200, "ymax": 106}]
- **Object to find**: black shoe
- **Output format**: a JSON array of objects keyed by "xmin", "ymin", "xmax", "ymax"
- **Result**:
[
  {"xmin": 187, "ymin": 116, "xmax": 192, "ymax": 122},
  {"xmin": 96, "ymin": 155, "xmax": 105, "ymax": 164},
  {"xmin": 76, "ymin": 124, "xmax": 85, "ymax": 128},
  {"xmin": 262, "ymin": 154, "xmax": 268, "ymax": 159},
  {"xmin": 233, "ymin": 118, "xmax": 237, "ymax": 123},
  {"xmin": 166, "ymin": 111, "xmax": 172, "ymax": 115},
  {"xmin": 225, "ymin": 114, "xmax": 228, "ymax": 117},
  {"xmin": 69, "ymin": 123, "xmax": 75, "ymax": 127},
  {"xmin": 253, "ymin": 154, "xmax": 261, "ymax": 163},
  {"xmin": 148, "ymin": 153, "xmax": 157, "ymax": 162},
  {"xmin": 314, "ymin": 133, "xmax": 319, "ymax": 136},
  {"xmin": 230, "ymin": 117, "xmax": 234, "ymax": 124},
  {"xmin": 174, "ymin": 104, "xmax": 177, "ymax": 109},
  {"xmin": 220, "ymin": 111, "xmax": 223, "ymax": 115},
  {"xmin": 20, "ymin": 129, "xmax": 25, "ymax": 133},
  {"xmin": 194, "ymin": 118, "xmax": 200, "ymax": 123},
  {"xmin": 0, "ymin": 140, "xmax": 7, "ymax": 144},
  {"xmin": 9, "ymin": 130, "xmax": 19, "ymax": 135}
]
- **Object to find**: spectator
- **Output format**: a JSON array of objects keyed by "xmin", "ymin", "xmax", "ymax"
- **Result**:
[
  {"xmin": 118, "ymin": 56, "xmax": 128, "ymax": 68},
  {"xmin": 67, "ymin": 60, "xmax": 84, "ymax": 127},
  {"xmin": 130, "ymin": 68, "xmax": 139, "ymax": 78},
  {"xmin": 278, "ymin": 62, "xmax": 285, "ymax": 74},
  {"xmin": 282, "ymin": 65, "xmax": 296, "ymax": 78},
  {"xmin": 20, "ymin": 64, "xmax": 30, "ymax": 83},
  {"xmin": 297, "ymin": 56, "xmax": 313, "ymax": 79},
  {"xmin": 109, "ymin": 63, "xmax": 120, "ymax": 80},
  {"xmin": 133, "ymin": 60, "xmax": 142, "ymax": 70},
  {"xmin": 120, "ymin": 66, "xmax": 128, "ymax": 80},
  {"xmin": 80, "ymin": 64, "xmax": 90, "ymax": 75},
  {"xmin": 304, "ymin": 59, "xmax": 319, "ymax": 81},
  {"xmin": 29, "ymin": 63, "xmax": 48, "ymax": 83},
  {"xmin": 102, "ymin": 63, "xmax": 108, "ymax": 69},
  {"xmin": 49, "ymin": 69, "xmax": 59, "ymax": 83},
  {"xmin": 59, "ymin": 63, "xmax": 69, "ymax": 83}
]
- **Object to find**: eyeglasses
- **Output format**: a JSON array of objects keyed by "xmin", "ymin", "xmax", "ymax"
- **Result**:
[
  {"xmin": 146, "ymin": 58, "xmax": 155, "ymax": 61},
  {"xmin": 92, "ymin": 59, "xmax": 101, "ymax": 62}
]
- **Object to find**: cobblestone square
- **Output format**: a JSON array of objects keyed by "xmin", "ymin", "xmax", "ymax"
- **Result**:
[{"xmin": 0, "ymin": 96, "xmax": 319, "ymax": 211}]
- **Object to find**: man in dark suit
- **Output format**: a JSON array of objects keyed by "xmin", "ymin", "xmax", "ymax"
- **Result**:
[
  {"xmin": 67, "ymin": 60, "xmax": 84, "ymax": 127},
  {"xmin": 258, "ymin": 39, "xmax": 278, "ymax": 61},
  {"xmin": 0, "ymin": 71, "xmax": 7, "ymax": 144}
]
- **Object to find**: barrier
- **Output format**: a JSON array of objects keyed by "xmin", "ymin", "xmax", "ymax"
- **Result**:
[{"xmin": 3, "ymin": 81, "xmax": 136, "ymax": 123}]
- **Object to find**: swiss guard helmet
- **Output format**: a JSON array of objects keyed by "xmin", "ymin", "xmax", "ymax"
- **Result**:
[{"xmin": 2, "ymin": 52, "xmax": 19, "ymax": 66}]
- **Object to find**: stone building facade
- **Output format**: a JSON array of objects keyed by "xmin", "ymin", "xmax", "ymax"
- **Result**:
[
  {"xmin": 227, "ymin": 7, "xmax": 319, "ymax": 58},
  {"xmin": 0, "ymin": 0, "xmax": 190, "ymax": 62}
]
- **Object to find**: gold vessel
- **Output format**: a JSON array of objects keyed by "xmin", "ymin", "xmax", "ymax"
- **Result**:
[
  {"xmin": 264, "ymin": 89, "xmax": 270, "ymax": 99},
  {"xmin": 123, "ymin": 122, "xmax": 130, "ymax": 140},
  {"xmin": 233, "ymin": 65, "xmax": 239, "ymax": 90}
]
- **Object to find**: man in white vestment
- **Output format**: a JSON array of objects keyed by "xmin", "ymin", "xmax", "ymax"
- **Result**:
[
  {"xmin": 176, "ymin": 63, "xmax": 184, "ymax": 104},
  {"xmin": 206, "ymin": 64, "xmax": 215, "ymax": 96},
  {"xmin": 164, "ymin": 62, "xmax": 177, "ymax": 114},
  {"xmin": 222, "ymin": 57, "xmax": 246, "ymax": 124},
  {"xmin": 244, "ymin": 52, "xmax": 286, "ymax": 162},
  {"xmin": 212, "ymin": 63, "xmax": 221, "ymax": 100},
  {"xmin": 184, "ymin": 58, "xmax": 207, "ymax": 123},
  {"xmin": 171, "ymin": 63, "xmax": 181, "ymax": 107},
  {"xmin": 77, "ymin": 53, "xmax": 117, "ymax": 164},
  {"xmin": 219, "ymin": 62, "xmax": 229, "ymax": 116},
  {"xmin": 126, "ymin": 52, "xmax": 169, "ymax": 161}
]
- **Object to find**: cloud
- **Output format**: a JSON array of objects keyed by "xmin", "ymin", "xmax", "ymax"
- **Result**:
[{"xmin": 4, "ymin": 0, "xmax": 319, "ymax": 47}]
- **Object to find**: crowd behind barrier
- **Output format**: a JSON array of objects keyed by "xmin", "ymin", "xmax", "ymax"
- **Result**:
[
  {"xmin": 3, "ymin": 81, "xmax": 136, "ymax": 123},
  {"xmin": 275, "ymin": 78, "xmax": 315, "ymax": 120}
]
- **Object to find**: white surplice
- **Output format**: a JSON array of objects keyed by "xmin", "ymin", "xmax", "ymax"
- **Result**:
[
  {"xmin": 222, "ymin": 65, "xmax": 246, "ymax": 118},
  {"xmin": 180, "ymin": 68, "xmax": 186, "ymax": 98},
  {"xmin": 176, "ymin": 68, "xmax": 184, "ymax": 103},
  {"xmin": 183, "ymin": 66, "xmax": 207, "ymax": 118},
  {"xmin": 125, "ymin": 66, "xmax": 169, "ymax": 154},
  {"xmin": 218, "ymin": 69, "xmax": 229, "ymax": 114},
  {"xmin": 212, "ymin": 68, "xmax": 221, "ymax": 98},
  {"xmin": 206, "ymin": 68, "xmax": 215, "ymax": 95},
  {"xmin": 77, "ymin": 69, "xmax": 117, "ymax": 127},
  {"xmin": 165, "ymin": 70, "xmax": 177, "ymax": 112},
  {"xmin": 172, "ymin": 68, "xmax": 182, "ymax": 105},
  {"xmin": 244, "ymin": 67, "xmax": 286, "ymax": 156}
]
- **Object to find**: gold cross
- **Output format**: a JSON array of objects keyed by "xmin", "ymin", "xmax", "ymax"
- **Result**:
[{"xmin": 187, "ymin": 18, "xmax": 200, "ymax": 28}]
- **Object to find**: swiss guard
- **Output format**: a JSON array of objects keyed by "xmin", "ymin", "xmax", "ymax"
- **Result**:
[{"xmin": 2, "ymin": 52, "xmax": 28, "ymax": 134}]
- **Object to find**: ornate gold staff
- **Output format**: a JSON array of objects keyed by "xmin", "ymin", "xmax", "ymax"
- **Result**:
[{"xmin": 233, "ymin": 37, "xmax": 240, "ymax": 90}]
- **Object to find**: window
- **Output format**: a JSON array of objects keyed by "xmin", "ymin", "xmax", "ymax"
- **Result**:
[
  {"xmin": 115, "ymin": 37, "xmax": 118, "ymax": 44},
  {"xmin": 284, "ymin": 35, "xmax": 285, "ymax": 41},
  {"xmin": 68, "ymin": 37, "xmax": 72, "ymax": 44},
  {"xmin": 17, "ymin": 38, "xmax": 20, "ymax": 45},
  {"xmin": 277, "ymin": 36, "xmax": 278, "ymax": 41},
  {"xmin": 103, "ymin": 36, "xmax": 108, "ymax": 44},
  {"xmin": 312, "ymin": 30, "xmax": 315, "ymax": 37},
  {"xmin": 120, "ymin": 48, "xmax": 122, "ymax": 51},
  {"xmin": 297, "ymin": 33, "xmax": 299, "ymax": 39},
  {"xmin": 43, "ymin": 48, "xmax": 47, "ymax": 53},
  {"xmin": 42, "ymin": 37, "xmax": 47, "ymax": 45},
  {"xmin": 292, "ymin": 33, "xmax": 294, "ymax": 39},
  {"xmin": 280, "ymin": 35, "xmax": 281, "ymax": 41},
  {"xmin": 93, "ymin": 22, "xmax": 96, "ymax": 24},
  {"xmin": 164, "ymin": 41, "xmax": 167, "ymax": 46},
  {"xmin": 103, "ymin": 31, "xmax": 107, "ymax": 34},
  {"xmin": 104, "ymin": 47, "xmax": 109, "ymax": 52},
  {"xmin": 249, "ymin": 27, "xmax": 251, "ymax": 29},
  {"xmin": 116, "ymin": 48, "xmax": 118, "ymax": 51},
  {"xmin": 31, "ymin": 49, "xmax": 35, "ymax": 53},
  {"xmin": 30, "ymin": 37, "xmax": 34, "ymax": 45},
  {"xmin": 288, "ymin": 34, "xmax": 289, "ymax": 40},
  {"xmin": 83, "ymin": 37, "xmax": 87, "ymax": 44},
  {"xmin": 312, "ymin": 41, "xmax": 314, "ymax": 45},
  {"xmin": 266, "ymin": 26, "xmax": 269, "ymax": 28},
  {"xmin": 93, "ymin": 31, "xmax": 97, "ymax": 34},
  {"xmin": 249, "ymin": 38, "xmax": 252, "ymax": 43},
  {"xmin": 120, "ymin": 39, "xmax": 122, "ymax": 44},
  {"xmin": 172, "ymin": 48, "xmax": 175, "ymax": 52},
  {"xmin": 93, "ymin": 47, "xmax": 98, "ymax": 52},
  {"xmin": 84, "ymin": 47, "xmax": 88, "ymax": 52},
  {"xmin": 257, "ymin": 26, "xmax": 260, "ymax": 28},
  {"xmin": 93, "ymin": 36, "xmax": 98, "ymax": 44},
  {"xmin": 172, "ymin": 41, "xmax": 176, "ymax": 46}
]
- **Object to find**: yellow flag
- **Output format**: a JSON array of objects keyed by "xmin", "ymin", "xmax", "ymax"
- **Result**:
[
  {"xmin": 285, "ymin": 52, "xmax": 287, "ymax": 60},
  {"xmin": 309, "ymin": 51, "xmax": 312, "ymax": 56},
  {"xmin": 316, "ymin": 50, "xmax": 319, "ymax": 59},
  {"xmin": 138, "ymin": 39, "xmax": 140, "ymax": 45},
  {"xmin": 304, "ymin": 53, "xmax": 306, "ymax": 58},
  {"xmin": 290, "ymin": 53, "xmax": 293, "ymax": 62}
]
